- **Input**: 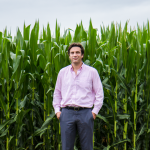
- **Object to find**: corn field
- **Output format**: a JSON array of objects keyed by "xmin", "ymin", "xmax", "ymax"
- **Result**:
[{"xmin": 0, "ymin": 20, "xmax": 150, "ymax": 150}]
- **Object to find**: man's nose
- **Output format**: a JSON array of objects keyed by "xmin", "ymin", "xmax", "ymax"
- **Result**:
[{"xmin": 73, "ymin": 53, "xmax": 77, "ymax": 56}]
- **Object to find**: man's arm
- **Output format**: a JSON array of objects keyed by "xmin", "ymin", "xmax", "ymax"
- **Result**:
[
  {"xmin": 53, "ymin": 71, "xmax": 62, "ymax": 117},
  {"xmin": 92, "ymin": 69, "xmax": 104, "ymax": 115}
]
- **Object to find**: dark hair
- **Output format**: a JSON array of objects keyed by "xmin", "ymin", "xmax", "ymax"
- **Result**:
[{"xmin": 68, "ymin": 43, "xmax": 84, "ymax": 56}]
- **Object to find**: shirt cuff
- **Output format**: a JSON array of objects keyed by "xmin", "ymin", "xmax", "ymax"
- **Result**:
[
  {"xmin": 55, "ymin": 107, "xmax": 61, "ymax": 114},
  {"xmin": 92, "ymin": 107, "xmax": 100, "ymax": 115}
]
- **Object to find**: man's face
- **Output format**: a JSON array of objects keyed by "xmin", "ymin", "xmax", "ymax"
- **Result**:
[{"xmin": 69, "ymin": 47, "xmax": 83, "ymax": 65}]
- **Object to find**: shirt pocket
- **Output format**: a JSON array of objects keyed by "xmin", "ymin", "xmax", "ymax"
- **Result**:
[
  {"xmin": 78, "ymin": 77, "xmax": 92, "ymax": 90},
  {"xmin": 89, "ymin": 109, "xmax": 94, "ymax": 120},
  {"xmin": 59, "ymin": 110, "xmax": 62, "ymax": 120}
]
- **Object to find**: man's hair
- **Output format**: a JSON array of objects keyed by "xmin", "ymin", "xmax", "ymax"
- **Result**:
[{"xmin": 68, "ymin": 43, "xmax": 84, "ymax": 56}]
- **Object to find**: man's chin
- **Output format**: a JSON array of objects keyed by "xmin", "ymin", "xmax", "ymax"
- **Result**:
[{"xmin": 72, "ymin": 61, "xmax": 81, "ymax": 65}]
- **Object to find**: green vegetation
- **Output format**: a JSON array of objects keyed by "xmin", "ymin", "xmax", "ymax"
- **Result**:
[{"xmin": 0, "ymin": 20, "xmax": 150, "ymax": 150}]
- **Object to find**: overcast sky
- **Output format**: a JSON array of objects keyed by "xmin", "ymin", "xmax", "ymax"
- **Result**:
[{"xmin": 0, "ymin": 0, "xmax": 150, "ymax": 37}]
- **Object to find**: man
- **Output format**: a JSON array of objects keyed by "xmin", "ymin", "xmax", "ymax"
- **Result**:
[{"xmin": 53, "ymin": 43, "xmax": 104, "ymax": 150}]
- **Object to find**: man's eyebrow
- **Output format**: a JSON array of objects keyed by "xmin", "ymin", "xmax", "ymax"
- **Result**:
[{"xmin": 70, "ymin": 51, "xmax": 81, "ymax": 53}]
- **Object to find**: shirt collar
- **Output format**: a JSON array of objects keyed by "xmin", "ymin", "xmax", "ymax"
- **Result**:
[{"xmin": 70, "ymin": 62, "xmax": 84, "ymax": 71}]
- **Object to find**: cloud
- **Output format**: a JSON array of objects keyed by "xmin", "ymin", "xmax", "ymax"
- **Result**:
[{"xmin": 0, "ymin": 0, "xmax": 150, "ymax": 36}]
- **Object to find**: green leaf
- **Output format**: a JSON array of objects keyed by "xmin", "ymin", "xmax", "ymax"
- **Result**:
[
  {"xmin": 46, "ymin": 87, "xmax": 54, "ymax": 94},
  {"xmin": 32, "ymin": 128, "xmax": 47, "ymax": 137},
  {"xmin": 9, "ymin": 136, "xmax": 14, "ymax": 143},
  {"xmin": 32, "ymin": 112, "xmax": 55, "ymax": 137},
  {"xmin": 136, "ymin": 123, "xmax": 146, "ymax": 142},
  {"xmin": 103, "ymin": 145, "xmax": 111, "ymax": 150},
  {"xmin": 0, "ymin": 93, "xmax": 7, "ymax": 115},
  {"xmin": 30, "ymin": 28, "xmax": 38, "ymax": 65},
  {"xmin": 20, "ymin": 95, "xmax": 28, "ymax": 108},
  {"xmin": 111, "ymin": 139, "xmax": 129, "ymax": 147},
  {"xmin": 0, "ymin": 32, "xmax": 2, "ymax": 52},
  {"xmin": 111, "ymin": 68, "xmax": 130, "ymax": 94},
  {"xmin": 37, "ymin": 54, "xmax": 46, "ymax": 70},
  {"xmin": 35, "ymin": 142, "xmax": 43, "ymax": 149},
  {"xmin": 13, "ymin": 55, "xmax": 22, "ymax": 74},
  {"xmin": 0, "ymin": 53, "xmax": 2, "ymax": 64},
  {"xmin": 96, "ymin": 114, "xmax": 109, "ymax": 124},
  {"xmin": 117, "ymin": 114, "xmax": 130, "ymax": 120},
  {"xmin": 0, "ymin": 119, "xmax": 11, "ymax": 131},
  {"xmin": 16, "ymin": 109, "xmax": 31, "ymax": 124},
  {"xmin": 147, "ymin": 129, "xmax": 150, "ymax": 133},
  {"xmin": 0, "ymin": 126, "xmax": 9, "ymax": 138},
  {"xmin": 41, "ymin": 112, "xmax": 55, "ymax": 129}
]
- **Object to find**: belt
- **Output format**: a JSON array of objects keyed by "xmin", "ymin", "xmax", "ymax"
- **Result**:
[{"xmin": 63, "ymin": 106, "xmax": 91, "ymax": 111}]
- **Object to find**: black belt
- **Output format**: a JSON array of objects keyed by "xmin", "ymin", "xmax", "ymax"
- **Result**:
[{"xmin": 63, "ymin": 106, "xmax": 91, "ymax": 111}]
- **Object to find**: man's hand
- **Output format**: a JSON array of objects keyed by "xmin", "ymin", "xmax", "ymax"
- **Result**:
[
  {"xmin": 56, "ymin": 112, "xmax": 61, "ymax": 120},
  {"xmin": 92, "ymin": 112, "xmax": 96, "ymax": 120}
]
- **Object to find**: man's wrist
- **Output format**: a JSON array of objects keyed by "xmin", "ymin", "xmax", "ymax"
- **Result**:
[
  {"xmin": 92, "ymin": 107, "xmax": 99, "ymax": 115},
  {"xmin": 55, "ymin": 108, "xmax": 61, "ymax": 114}
]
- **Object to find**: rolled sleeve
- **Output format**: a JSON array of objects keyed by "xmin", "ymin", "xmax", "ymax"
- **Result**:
[
  {"xmin": 92, "ymin": 69, "xmax": 104, "ymax": 115},
  {"xmin": 53, "ymin": 71, "xmax": 62, "ymax": 114}
]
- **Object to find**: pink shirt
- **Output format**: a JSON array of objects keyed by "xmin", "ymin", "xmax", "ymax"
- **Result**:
[{"xmin": 53, "ymin": 63, "xmax": 104, "ymax": 115}]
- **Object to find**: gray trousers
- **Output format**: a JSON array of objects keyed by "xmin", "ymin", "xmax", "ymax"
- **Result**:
[{"xmin": 60, "ymin": 108, "xmax": 94, "ymax": 150}]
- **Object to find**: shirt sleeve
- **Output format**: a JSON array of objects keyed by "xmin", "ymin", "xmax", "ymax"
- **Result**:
[
  {"xmin": 53, "ymin": 70, "xmax": 62, "ymax": 114},
  {"xmin": 92, "ymin": 69, "xmax": 104, "ymax": 115}
]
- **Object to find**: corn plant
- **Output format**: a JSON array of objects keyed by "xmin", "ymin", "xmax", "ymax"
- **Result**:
[{"xmin": 0, "ymin": 20, "xmax": 150, "ymax": 150}]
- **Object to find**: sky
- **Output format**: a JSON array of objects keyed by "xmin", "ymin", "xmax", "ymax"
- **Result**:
[{"xmin": 0, "ymin": 0, "xmax": 150, "ymax": 37}]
